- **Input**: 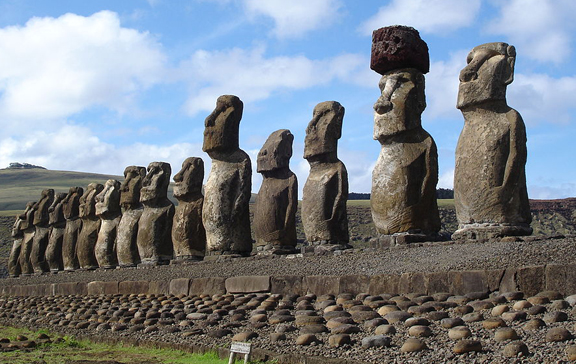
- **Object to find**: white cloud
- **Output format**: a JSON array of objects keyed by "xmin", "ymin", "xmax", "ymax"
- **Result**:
[
  {"xmin": 425, "ymin": 50, "xmax": 468, "ymax": 119},
  {"xmin": 508, "ymin": 73, "xmax": 576, "ymax": 125},
  {"xmin": 529, "ymin": 184, "xmax": 576, "ymax": 200},
  {"xmin": 487, "ymin": 0, "xmax": 576, "ymax": 64},
  {"xmin": 438, "ymin": 168, "xmax": 454, "ymax": 189},
  {"xmin": 243, "ymin": 0, "xmax": 343, "ymax": 39},
  {"xmin": 359, "ymin": 0, "xmax": 481, "ymax": 35},
  {"xmin": 0, "ymin": 11, "xmax": 165, "ymax": 131},
  {"xmin": 178, "ymin": 46, "xmax": 366, "ymax": 116}
]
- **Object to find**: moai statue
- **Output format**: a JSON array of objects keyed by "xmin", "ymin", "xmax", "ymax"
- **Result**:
[
  {"xmin": 8, "ymin": 207, "xmax": 29, "ymax": 277},
  {"xmin": 117, "ymin": 166, "xmax": 146, "ymax": 267},
  {"xmin": 202, "ymin": 95, "xmax": 252, "ymax": 257},
  {"xmin": 453, "ymin": 42, "xmax": 531, "ymax": 240},
  {"xmin": 18, "ymin": 201, "xmax": 37, "ymax": 275},
  {"xmin": 95, "ymin": 179, "xmax": 121, "ymax": 268},
  {"xmin": 62, "ymin": 187, "xmax": 83, "ymax": 271},
  {"xmin": 77, "ymin": 183, "xmax": 104, "ymax": 270},
  {"xmin": 302, "ymin": 101, "xmax": 350, "ymax": 251},
  {"xmin": 172, "ymin": 157, "xmax": 206, "ymax": 262},
  {"xmin": 369, "ymin": 26, "xmax": 441, "ymax": 245},
  {"xmin": 137, "ymin": 162, "xmax": 175, "ymax": 265},
  {"xmin": 45, "ymin": 192, "xmax": 67, "ymax": 272},
  {"xmin": 31, "ymin": 189, "xmax": 55, "ymax": 273},
  {"xmin": 254, "ymin": 129, "xmax": 298, "ymax": 255}
]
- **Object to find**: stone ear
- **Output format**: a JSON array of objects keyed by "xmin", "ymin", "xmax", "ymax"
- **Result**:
[{"xmin": 504, "ymin": 45, "xmax": 516, "ymax": 85}]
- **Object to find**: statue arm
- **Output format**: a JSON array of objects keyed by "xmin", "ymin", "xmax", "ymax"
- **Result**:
[
  {"xmin": 232, "ymin": 159, "xmax": 252, "ymax": 219},
  {"xmin": 329, "ymin": 164, "xmax": 348, "ymax": 223},
  {"xmin": 285, "ymin": 174, "xmax": 298, "ymax": 232},
  {"xmin": 501, "ymin": 111, "xmax": 527, "ymax": 196}
]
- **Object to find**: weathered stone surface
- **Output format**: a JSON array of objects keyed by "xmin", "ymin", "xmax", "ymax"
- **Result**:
[
  {"xmin": 339, "ymin": 275, "xmax": 370, "ymax": 296},
  {"xmin": 117, "ymin": 166, "xmax": 146, "ymax": 267},
  {"xmin": 137, "ymin": 162, "xmax": 175, "ymax": 265},
  {"xmin": 545, "ymin": 264, "xmax": 576, "ymax": 296},
  {"xmin": 401, "ymin": 338, "xmax": 428, "ymax": 352},
  {"xmin": 517, "ymin": 266, "xmax": 545, "ymax": 297},
  {"xmin": 546, "ymin": 327, "xmax": 572, "ymax": 342},
  {"xmin": 254, "ymin": 129, "xmax": 298, "ymax": 255},
  {"xmin": 271, "ymin": 276, "xmax": 304, "ymax": 296},
  {"xmin": 118, "ymin": 281, "xmax": 149, "ymax": 295},
  {"xmin": 225, "ymin": 276, "xmax": 271, "ymax": 293},
  {"xmin": 8, "ymin": 207, "xmax": 27, "ymax": 277},
  {"xmin": 52, "ymin": 282, "xmax": 88, "ymax": 296},
  {"xmin": 171, "ymin": 157, "xmax": 205, "ymax": 261},
  {"xmin": 87, "ymin": 281, "xmax": 119, "ymax": 295},
  {"xmin": 450, "ymin": 270, "xmax": 489, "ymax": 295},
  {"xmin": 31, "ymin": 189, "xmax": 54, "ymax": 273},
  {"xmin": 362, "ymin": 335, "xmax": 392, "ymax": 348},
  {"xmin": 371, "ymin": 25, "xmax": 429, "ymax": 75},
  {"xmin": 371, "ymin": 68, "xmax": 440, "ymax": 240},
  {"xmin": 454, "ymin": 340, "xmax": 482, "ymax": 354},
  {"xmin": 189, "ymin": 277, "xmax": 226, "ymax": 296},
  {"xmin": 369, "ymin": 274, "xmax": 400, "ymax": 295},
  {"xmin": 94, "ymin": 179, "xmax": 121, "ymax": 268},
  {"xmin": 19, "ymin": 201, "xmax": 37, "ymax": 275},
  {"xmin": 503, "ymin": 341, "xmax": 529, "ymax": 357},
  {"xmin": 302, "ymin": 101, "xmax": 349, "ymax": 249},
  {"xmin": 148, "ymin": 280, "xmax": 170, "ymax": 295},
  {"xmin": 77, "ymin": 183, "xmax": 103, "ymax": 270},
  {"xmin": 453, "ymin": 42, "xmax": 531, "ymax": 240},
  {"xmin": 169, "ymin": 278, "xmax": 190, "ymax": 296},
  {"xmin": 45, "ymin": 192, "xmax": 66, "ymax": 272},
  {"xmin": 203, "ymin": 95, "xmax": 252, "ymax": 256},
  {"xmin": 304, "ymin": 276, "xmax": 340, "ymax": 296}
]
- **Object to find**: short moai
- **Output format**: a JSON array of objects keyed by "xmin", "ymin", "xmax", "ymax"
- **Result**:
[
  {"xmin": 254, "ymin": 129, "xmax": 298, "ymax": 255},
  {"xmin": 45, "ymin": 192, "xmax": 67, "ymax": 272},
  {"xmin": 302, "ymin": 101, "xmax": 350, "ymax": 251},
  {"xmin": 117, "ymin": 166, "xmax": 146, "ymax": 267},
  {"xmin": 77, "ymin": 183, "xmax": 104, "ymax": 270},
  {"xmin": 172, "ymin": 157, "xmax": 206, "ymax": 262},
  {"xmin": 18, "ymin": 201, "xmax": 36, "ymax": 276},
  {"xmin": 369, "ymin": 26, "xmax": 440, "ymax": 245},
  {"xmin": 202, "ymin": 95, "xmax": 252, "ymax": 257},
  {"xmin": 8, "ymin": 207, "xmax": 29, "ymax": 277},
  {"xmin": 453, "ymin": 42, "xmax": 531, "ymax": 240},
  {"xmin": 30, "ymin": 189, "xmax": 55, "ymax": 273},
  {"xmin": 95, "ymin": 179, "xmax": 122, "ymax": 268},
  {"xmin": 137, "ymin": 162, "xmax": 175, "ymax": 265},
  {"xmin": 62, "ymin": 187, "xmax": 83, "ymax": 271}
]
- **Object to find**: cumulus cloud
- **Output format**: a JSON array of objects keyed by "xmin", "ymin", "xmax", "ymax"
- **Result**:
[
  {"xmin": 359, "ymin": 0, "xmax": 481, "ymax": 35},
  {"xmin": 425, "ymin": 50, "xmax": 468, "ymax": 119},
  {"xmin": 243, "ymin": 0, "xmax": 343, "ymax": 39},
  {"xmin": 0, "ymin": 11, "xmax": 165, "ymax": 131},
  {"xmin": 178, "ymin": 46, "xmax": 366, "ymax": 116},
  {"xmin": 487, "ymin": 0, "xmax": 576, "ymax": 64}
]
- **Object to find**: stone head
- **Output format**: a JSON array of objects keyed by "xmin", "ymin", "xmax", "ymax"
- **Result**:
[
  {"xmin": 63, "ymin": 187, "xmax": 83, "ymax": 220},
  {"xmin": 304, "ymin": 101, "xmax": 344, "ymax": 161},
  {"xmin": 140, "ymin": 162, "xmax": 171, "ymax": 205},
  {"xmin": 120, "ymin": 166, "xmax": 146, "ymax": 208},
  {"xmin": 457, "ymin": 42, "xmax": 516, "ymax": 109},
  {"xmin": 79, "ymin": 183, "xmax": 104, "ymax": 218},
  {"xmin": 257, "ymin": 129, "xmax": 294, "ymax": 173},
  {"xmin": 33, "ymin": 189, "xmax": 55, "ymax": 226},
  {"xmin": 48, "ymin": 192, "xmax": 67, "ymax": 225},
  {"xmin": 373, "ymin": 68, "xmax": 425, "ymax": 140},
  {"xmin": 18, "ymin": 201, "xmax": 36, "ymax": 230},
  {"xmin": 173, "ymin": 157, "xmax": 204, "ymax": 199},
  {"xmin": 95, "ymin": 179, "xmax": 121, "ymax": 217},
  {"xmin": 202, "ymin": 95, "xmax": 244, "ymax": 155}
]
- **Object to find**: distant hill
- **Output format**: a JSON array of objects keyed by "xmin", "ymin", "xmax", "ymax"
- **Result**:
[{"xmin": 2, "ymin": 162, "xmax": 46, "ymax": 170}]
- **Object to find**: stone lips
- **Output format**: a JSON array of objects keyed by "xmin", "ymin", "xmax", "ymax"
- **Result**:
[{"xmin": 370, "ymin": 25, "xmax": 430, "ymax": 75}]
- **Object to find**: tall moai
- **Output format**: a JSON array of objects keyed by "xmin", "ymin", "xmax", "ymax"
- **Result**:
[
  {"xmin": 302, "ymin": 101, "xmax": 350, "ymax": 251},
  {"xmin": 137, "ymin": 162, "xmax": 175, "ymax": 265},
  {"xmin": 202, "ymin": 95, "xmax": 252, "ymax": 257},
  {"xmin": 77, "ymin": 183, "xmax": 103, "ymax": 270},
  {"xmin": 8, "ymin": 207, "xmax": 29, "ymax": 277},
  {"xmin": 172, "ymin": 157, "xmax": 206, "ymax": 262},
  {"xmin": 254, "ymin": 129, "xmax": 298, "ymax": 255},
  {"xmin": 117, "ymin": 166, "xmax": 146, "ymax": 267},
  {"xmin": 45, "ymin": 192, "xmax": 67, "ymax": 272},
  {"xmin": 369, "ymin": 26, "xmax": 440, "ymax": 245},
  {"xmin": 19, "ymin": 201, "xmax": 36, "ymax": 275},
  {"xmin": 31, "ymin": 189, "xmax": 55, "ymax": 273},
  {"xmin": 453, "ymin": 42, "xmax": 531, "ymax": 240},
  {"xmin": 62, "ymin": 187, "xmax": 83, "ymax": 271},
  {"xmin": 95, "ymin": 179, "xmax": 122, "ymax": 268}
]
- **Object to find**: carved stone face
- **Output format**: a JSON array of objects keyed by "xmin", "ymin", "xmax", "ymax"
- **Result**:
[
  {"xmin": 48, "ymin": 192, "xmax": 67, "ymax": 225},
  {"xmin": 63, "ymin": 187, "xmax": 83, "ymax": 220},
  {"xmin": 257, "ymin": 129, "xmax": 294, "ymax": 173},
  {"xmin": 304, "ymin": 101, "xmax": 344, "ymax": 160},
  {"xmin": 173, "ymin": 157, "xmax": 204, "ymax": 199},
  {"xmin": 140, "ymin": 162, "xmax": 171, "ymax": 204},
  {"xmin": 33, "ymin": 189, "xmax": 54, "ymax": 226},
  {"xmin": 457, "ymin": 42, "xmax": 515, "ymax": 109},
  {"xmin": 79, "ymin": 183, "xmax": 104, "ymax": 218},
  {"xmin": 120, "ymin": 166, "xmax": 146, "ymax": 208},
  {"xmin": 203, "ymin": 95, "xmax": 243, "ymax": 155},
  {"xmin": 373, "ymin": 68, "xmax": 425, "ymax": 140},
  {"xmin": 96, "ymin": 179, "xmax": 121, "ymax": 216}
]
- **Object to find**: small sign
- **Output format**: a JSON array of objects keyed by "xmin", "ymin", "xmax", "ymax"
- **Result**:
[{"xmin": 229, "ymin": 341, "xmax": 252, "ymax": 364}]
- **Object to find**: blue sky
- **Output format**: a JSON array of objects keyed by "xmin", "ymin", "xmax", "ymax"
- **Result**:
[{"xmin": 0, "ymin": 0, "xmax": 575, "ymax": 199}]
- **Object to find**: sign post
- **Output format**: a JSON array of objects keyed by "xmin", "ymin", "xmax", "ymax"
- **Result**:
[{"xmin": 229, "ymin": 341, "xmax": 252, "ymax": 364}]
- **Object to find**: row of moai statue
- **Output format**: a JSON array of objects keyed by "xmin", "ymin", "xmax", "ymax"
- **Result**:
[{"xmin": 7, "ymin": 25, "xmax": 532, "ymax": 277}]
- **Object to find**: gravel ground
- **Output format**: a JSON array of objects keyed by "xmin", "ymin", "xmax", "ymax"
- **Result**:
[
  {"xmin": 1, "ymin": 290, "xmax": 575, "ymax": 363},
  {"xmin": 0, "ymin": 235, "xmax": 574, "ymax": 287}
]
